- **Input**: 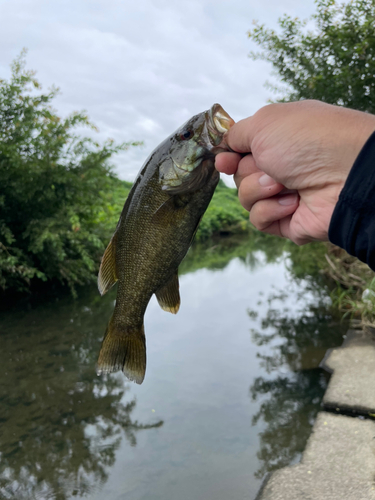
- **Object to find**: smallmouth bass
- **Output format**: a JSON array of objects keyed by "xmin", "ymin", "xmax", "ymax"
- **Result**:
[{"xmin": 97, "ymin": 104, "xmax": 234, "ymax": 383}]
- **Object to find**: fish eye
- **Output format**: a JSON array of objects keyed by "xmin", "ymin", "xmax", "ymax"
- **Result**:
[{"xmin": 180, "ymin": 130, "xmax": 193, "ymax": 140}]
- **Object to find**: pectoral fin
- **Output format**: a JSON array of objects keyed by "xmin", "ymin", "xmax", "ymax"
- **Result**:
[
  {"xmin": 151, "ymin": 193, "xmax": 192, "ymax": 226},
  {"xmin": 155, "ymin": 272, "xmax": 180, "ymax": 314},
  {"xmin": 98, "ymin": 232, "xmax": 118, "ymax": 296}
]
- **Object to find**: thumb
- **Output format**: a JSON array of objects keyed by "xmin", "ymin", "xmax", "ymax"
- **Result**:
[{"xmin": 225, "ymin": 116, "xmax": 257, "ymax": 154}]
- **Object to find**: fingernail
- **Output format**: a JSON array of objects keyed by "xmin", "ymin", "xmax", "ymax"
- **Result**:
[
  {"xmin": 278, "ymin": 194, "xmax": 299, "ymax": 206},
  {"xmin": 259, "ymin": 174, "xmax": 276, "ymax": 187}
]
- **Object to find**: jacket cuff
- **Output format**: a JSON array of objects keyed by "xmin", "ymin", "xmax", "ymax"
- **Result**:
[{"xmin": 328, "ymin": 131, "xmax": 375, "ymax": 270}]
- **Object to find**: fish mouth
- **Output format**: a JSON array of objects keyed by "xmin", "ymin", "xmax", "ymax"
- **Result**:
[
  {"xmin": 206, "ymin": 104, "xmax": 235, "ymax": 148},
  {"xmin": 209, "ymin": 103, "xmax": 235, "ymax": 135}
]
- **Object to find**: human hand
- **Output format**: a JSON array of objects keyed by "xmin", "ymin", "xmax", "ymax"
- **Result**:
[{"xmin": 216, "ymin": 100, "xmax": 375, "ymax": 244}]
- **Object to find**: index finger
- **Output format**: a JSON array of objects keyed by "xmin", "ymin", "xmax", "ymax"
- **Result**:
[{"xmin": 215, "ymin": 151, "xmax": 242, "ymax": 175}]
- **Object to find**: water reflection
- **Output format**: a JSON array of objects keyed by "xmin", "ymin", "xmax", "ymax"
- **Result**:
[
  {"xmin": 249, "ymin": 277, "xmax": 347, "ymax": 479},
  {"xmin": 180, "ymin": 231, "xmax": 287, "ymax": 275},
  {"xmin": 0, "ymin": 291, "xmax": 162, "ymax": 500},
  {"xmin": 0, "ymin": 233, "xmax": 348, "ymax": 500}
]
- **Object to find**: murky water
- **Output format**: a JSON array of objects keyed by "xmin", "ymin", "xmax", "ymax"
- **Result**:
[{"xmin": 0, "ymin": 235, "xmax": 347, "ymax": 500}]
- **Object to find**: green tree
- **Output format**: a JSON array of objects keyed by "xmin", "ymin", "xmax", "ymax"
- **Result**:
[
  {"xmin": 249, "ymin": 0, "xmax": 375, "ymax": 112},
  {"xmin": 0, "ymin": 52, "xmax": 139, "ymax": 294}
]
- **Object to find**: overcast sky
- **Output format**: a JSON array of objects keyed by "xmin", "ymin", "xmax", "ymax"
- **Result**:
[{"xmin": 0, "ymin": 0, "xmax": 317, "ymax": 182}]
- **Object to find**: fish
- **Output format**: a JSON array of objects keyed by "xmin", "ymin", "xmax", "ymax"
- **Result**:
[{"xmin": 97, "ymin": 103, "xmax": 234, "ymax": 384}]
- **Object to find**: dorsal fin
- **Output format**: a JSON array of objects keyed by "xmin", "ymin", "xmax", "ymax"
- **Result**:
[
  {"xmin": 155, "ymin": 272, "xmax": 180, "ymax": 314},
  {"xmin": 98, "ymin": 232, "xmax": 118, "ymax": 295}
]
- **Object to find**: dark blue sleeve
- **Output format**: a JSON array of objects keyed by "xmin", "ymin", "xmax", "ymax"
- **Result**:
[{"xmin": 328, "ymin": 131, "xmax": 375, "ymax": 270}]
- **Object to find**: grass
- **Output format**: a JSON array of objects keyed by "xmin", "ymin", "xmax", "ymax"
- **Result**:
[
  {"xmin": 322, "ymin": 244, "xmax": 375, "ymax": 328},
  {"xmin": 286, "ymin": 240, "xmax": 375, "ymax": 328},
  {"xmin": 195, "ymin": 179, "xmax": 249, "ymax": 240}
]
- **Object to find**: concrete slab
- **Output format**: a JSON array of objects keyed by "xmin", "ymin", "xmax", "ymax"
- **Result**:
[
  {"xmin": 321, "ymin": 328, "xmax": 375, "ymax": 415},
  {"xmin": 256, "ymin": 412, "xmax": 375, "ymax": 500}
]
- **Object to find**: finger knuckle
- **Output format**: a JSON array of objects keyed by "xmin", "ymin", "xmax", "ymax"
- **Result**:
[
  {"xmin": 238, "ymin": 183, "xmax": 253, "ymax": 212},
  {"xmin": 249, "ymin": 207, "xmax": 269, "ymax": 231}
]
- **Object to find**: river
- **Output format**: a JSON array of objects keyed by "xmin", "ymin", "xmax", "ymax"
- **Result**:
[{"xmin": 0, "ymin": 234, "xmax": 347, "ymax": 500}]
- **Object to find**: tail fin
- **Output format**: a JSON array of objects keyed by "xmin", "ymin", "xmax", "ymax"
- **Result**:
[{"xmin": 96, "ymin": 316, "xmax": 146, "ymax": 384}]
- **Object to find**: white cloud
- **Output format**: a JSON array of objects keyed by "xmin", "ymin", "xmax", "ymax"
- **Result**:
[
  {"xmin": 0, "ymin": 0, "xmax": 318, "ymax": 181},
  {"xmin": 136, "ymin": 116, "xmax": 162, "ymax": 134}
]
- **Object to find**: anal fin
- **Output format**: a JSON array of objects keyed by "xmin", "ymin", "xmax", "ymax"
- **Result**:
[{"xmin": 155, "ymin": 272, "xmax": 180, "ymax": 314}]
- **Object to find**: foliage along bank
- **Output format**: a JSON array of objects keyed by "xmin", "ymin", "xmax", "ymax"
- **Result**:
[{"xmin": 0, "ymin": 53, "xmax": 142, "ymax": 294}]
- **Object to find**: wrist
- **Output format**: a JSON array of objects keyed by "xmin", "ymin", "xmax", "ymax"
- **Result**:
[{"xmin": 336, "ymin": 110, "xmax": 375, "ymax": 180}]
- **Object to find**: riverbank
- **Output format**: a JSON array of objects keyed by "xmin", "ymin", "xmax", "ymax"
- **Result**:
[
  {"xmin": 256, "ymin": 324, "xmax": 375, "ymax": 500},
  {"xmin": 323, "ymin": 244, "xmax": 375, "ymax": 327},
  {"xmin": 280, "ymin": 238, "xmax": 375, "ymax": 330}
]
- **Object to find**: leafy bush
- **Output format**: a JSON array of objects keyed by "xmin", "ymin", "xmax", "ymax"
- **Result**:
[{"xmin": 0, "ymin": 53, "xmax": 139, "ymax": 294}]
